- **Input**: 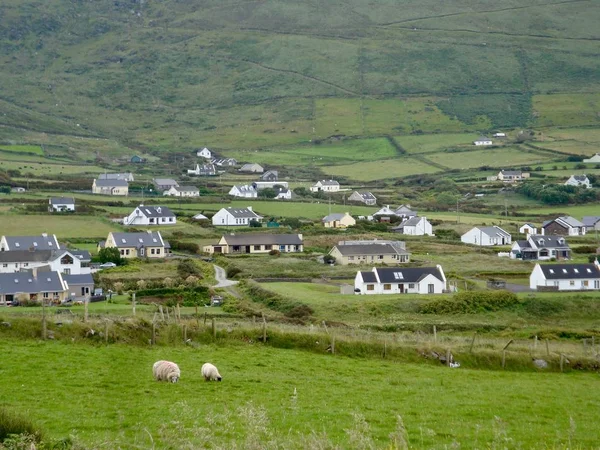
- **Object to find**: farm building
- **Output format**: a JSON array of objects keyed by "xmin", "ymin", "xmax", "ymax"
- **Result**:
[
  {"xmin": 322, "ymin": 212, "xmax": 355, "ymax": 229},
  {"xmin": 473, "ymin": 136, "xmax": 492, "ymax": 146},
  {"xmin": 238, "ymin": 163, "xmax": 264, "ymax": 173},
  {"xmin": 163, "ymin": 186, "xmax": 200, "ymax": 197},
  {"xmin": 519, "ymin": 223, "xmax": 537, "ymax": 236},
  {"xmin": 329, "ymin": 240, "xmax": 410, "ymax": 265},
  {"xmin": 461, "ymin": 226, "xmax": 511, "ymax": 246},
  {"xmin": 123, "ymin": 205, "xmax": 176, "ymax": 226},
  {"xmin": 542, "ymin": 216, "xmax": 586, "ymax": 236},
  {"xmin": 49, "ymin": 197, "xmax": 75, "ymax": 212},
  {"xmin": 212, "ymin": 207, "xmax": 263, "ymax": 226}
]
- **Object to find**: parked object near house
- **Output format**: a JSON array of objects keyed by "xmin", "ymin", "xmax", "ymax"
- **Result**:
[
  {"xmin": 355, "ymin": 265, "xmax": 447, "ymax": 295},
  {"xmin": 542, "ymin": 216, "xmax": 586, "ymax": 236},
  {"xmin": 0, "ymin": 233, "xmax": 60, "ymax": 252},
  {"xmin": 260, "ymin": 170, "xmax": 278, "ymax": 182},
  {"xmin": 373, "ymin": 205, "xmax": 416, "ymax": 218},
  {"xmin": 212, "ymin": 207, "xmax": 263, "ymax": 226},
  {"xmin": 0, "ymin": 249, "xmax": 91, "ymax": 275},
  {"xmin": 493, "ymin": 132, "xmax": 506, "ymax": 138},
  {"xmin": 582, "ymin": 216, "xmax": 600, "ymax": 232},
  {"xmin": 163, "ymin": 185, "xmax": 200, "ymax": 197},
  {"xmin": 461, "ymin": 226, "xmax": 512, "ymax": 246},
  {"xmin": 322, "ymin": 212, "xmax": 355, "ymax": 229},
  {"xmin": 530, "ymin": 261, "xmax": 600, "ymax": 291},
  {"xmin": 196, "ymin": 147, "xmax": 212, "ymax": 159},
  {"xmin": 583, "ymin": 153, "xmax": 600, "ymax": 164},
  {"xmin": 124, "ymin": 205, "xmax": 176, "ymax": 226},
  {"xmin": 329, "ymin": 240, "xmax": 410, "ymax": 265},
  {"xmin": 0, "ymin": 271, "xmax": 69, "ymax": 306},
  {"xmin": 519, "ymin": 223, "xmax": 537, "ymax": 236},
  {"xmin": 473, "ymin": 136, "xmax": 493, "ymax": 146},
  {"xmin": 92, "ymin": 178, "xmax": 128, "ymax": 196},
  {"xmin": 49, "ymin": 197, "xmax": 75, "ymax": 212},
  {"xmin": 101, "ymin": 231, "xmax": 167, "ymax": 258},
  {"xmin": 310, "ymin": 180, "xmax": 340, "ymax": 193},
  {"xmin": 187, "ymin": 163, "xmax": 216, "ymax": 176},
  {"xmin": 391, "ymin": 216, "xmax": 433, "ymax": 236},
  {"xmin": 564, "ymin": 175, "xmax": 592, "ymax": 189},
  {"xmin": 130, "ymin": 155, "xmax": 144, "ymax": 163},
  {"xmin": 63, "ymin": 273, "xmax": 94, "ymax": 300},
  {"xmin": 229, "ymin": 185, "xmax": 258, "ymax": 198},
  {"xmin": 153, "ymin": 178, "xmax": 179, "ymax": 190},
  {"xmin": 204, "ymin": 233, "xmax": 303, "ymax": 254},
  {"xmin": 497, "ymin": 170, "xmax": 529, "ymax": 183},
  {"xmin": 10, "ymin": 187, "xmax": 26, "ymax": 193},
  {"xmin": 512, "ymin": 235, "xmax": 571, "ymax": 261},
  {"xmin": 348, "ymin": 191, "xmax": 377, "ymax": 206},
  {"xmin": 98, "ymin": 173, "xmax": 134, "ymax": 182},
  {"xmin": 238, "ymin": 163, "xmax": 264, "ymax": 173}
]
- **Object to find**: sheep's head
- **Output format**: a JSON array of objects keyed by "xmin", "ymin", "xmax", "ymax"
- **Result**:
[
  {"xmin": 170, "ymin": 376, "xmax": 179, "ymax": 383},
  {"xmin": 217, "ymin": 376, "xmax": 222, "ymax": 382}
]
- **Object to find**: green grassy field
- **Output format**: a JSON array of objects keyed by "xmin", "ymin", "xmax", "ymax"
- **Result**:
[
  {"xmin": 0, "ymin": 214, "xmax": 119, "ymax": 238},
  {"xmin": 393, "ymin": 133, "xmax": 482, "ymax": 154},
  {"xmin": 0, "ymin": 160, "xmax": 106, "ymax": 176},
  {"xmin": 423, "ymin": 146, "xmax": 555, "ymax": 170},
  {"xmin": 0, "ymin": 144, "xmax": 43, "ymax": 155},
  {"xmin": 2, "ymin": 338, "xmax": 600, "ymax": 449},
  {"xmin": 324, "ymin": 157, "xmax": 441, "ymax": 181}
]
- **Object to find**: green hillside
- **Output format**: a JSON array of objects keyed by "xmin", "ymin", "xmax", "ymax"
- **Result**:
[{"xmin": 0, "ymin": 0, "xmax": 598, "ymax": 159}]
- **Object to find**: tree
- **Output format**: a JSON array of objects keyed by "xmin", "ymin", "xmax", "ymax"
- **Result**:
[
  {"xmin": 0, "ymin": 186, "xmax": 11, "ymax": 194},
  {"xmin": 258, "ymin": 187, "xmax": 276, "ymax": 199},
  {"xmin": 97, "ymin": 247, "xmax": 123, "ymax": 265},
  {"xmin": 249, "ymin": 220, "xmax": 262, "ymax": 228},
  {"xmin": 177, "ymin": 258, "xmax": 201, "ymax": 278},
  {"xmin": 185, "ymin": 275, "xmax": 199, "ymax": 286},
  {"xmin": 136, "ymin": 280, "xmax": 147, "ymax": 290}
]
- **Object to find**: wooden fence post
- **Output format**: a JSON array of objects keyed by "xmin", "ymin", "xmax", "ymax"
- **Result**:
[
  {"xmin": 331, "ymin": 335, "xmax": 336, "ymax": 355},
  {"xmin": 433, "ymin": 325, "xmax": 437, "ymax": 343},
  {"xmin": 41, "ymin": 300, "xmax": 47, "ymax": 340},
  {"xmin": 152, "ymin": 321, "xmax": 156, "ymax": 345},
  {"xmin": 560, "ymin": 354, "xmax": 565, "ymax": 372},
  {"xmin": 104, "ymin": 320, "xmax": 109, "ymax": 344},
  {"xmin": 166, "ymin": 307, "xmax": 170, "ymax": 322},
  {"xmin": 262, "ymin": 314, "xmax": 267, "ymax": 343},
  {"xmin": 502, "ymin": 350, "xmax": 506, "ymax": 369},
  {"xmin": 533, "ymin": 335, "xmax": 538, "ymax": 350},
  {"xmin": 383, "ymin": 340, "xmax": 387, "ymax": 359},
  {"xmin": 469, "ymin": 332, "xmax": 477, "ymax": 353},
  {"xmin": 132, "ymin": 293, "xmax": 136, "ymax": 316},
  {"xmin": 204, "ymin": 312, "xmax": 207, "ymax": 325},
  {"xmin": 446, "ymin": 348, "xmax": 451, "ymax": 367},
  {"xmin": 183, "ymin": 324, "xmax": 187, "ymax": 343},
  {"xmin": 84, "ymin": 296, "xmax": 89, "ymax": 323},
  {"xmin": 212, "ymin": 318, "xmax": 216, "ymax": 340},
  {"xmin": 545, "ymin": 339, "xmax": 550, "ymax": 356}
]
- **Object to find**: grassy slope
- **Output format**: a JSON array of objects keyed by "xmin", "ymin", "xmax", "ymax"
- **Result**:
[
  {"xmin": 2, "ymin": 339, "xmax": 599, "ymax": 448},
  {"xmin": 0, "ymin": 0, "xmax": 597, "ymax": 159}
]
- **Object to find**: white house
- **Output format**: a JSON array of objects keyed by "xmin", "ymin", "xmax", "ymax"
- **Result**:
[
  {"xmin": 354, "ymin": 265, "xmax": 447, "ymax": 295},
  {"xmin": 212, "ymin": 158, "xmax": 238, "ymax": 167},
  {"xmin": 583, "ymin": 154, "xmax": 600, "ymax": 163},
  {"xmin": 473, "ymin": 136, "xmax": 493, "ymax": 146},
  {"xmin": 253, "ymin": 181, "xmax": 289, "ymax": 190},
  {"xmin": 153, "ymin": 178, "xmax": 179, "ymax": 190},
  {"xmin": 0, "ymin": 233, "xmax": 60, "ymax": 252},
  {"xmin": 512, "ymin": 235, "xmax": 571, "ymax": 261},
  {"xmin": 229, "ymin": 185, "xmax": 258, "ymax": 198},
  {"xmin": 274, "ymin": 187, "xmax": 292, "ymax": 200},
  {"xmin": 163, "ymin": 186, "xmax": 200, "ymax": 197},
  {"xmin": 392, "ymin": 216, "xmax": 433, "ymax": 236},
  {"xmin": 582, "ymin": 216, "xmax": 600, "ymax": 232},
  {"xmin": 565, "ymin": 175, "xmax": 592, "ymax": 189},
  {"xmin": 348, "ymin": 191, "xmax": 377, "ymax": 206},
  {"xmin": 187, "ymin": 164, "xmax": 216, "ymax": 176},
  {"xmin": 461, "ymin": 226, "xmax": 512, "ymax": 246},
  {"xmin": 530, "ymin": 262, "xmax": 600, "ymax": 291},
  {"xmin": 310, "ymin": 180, "xmax": 340, "ymax": 192},
  {"xmin": 497, "ymin": 170, "xmax": 529, "ymax": 183},
  {"xmin": 212, "ymin": 207, "xmax": 263, "ymax": 226},
  {"xmin": 493, "ymin": 132, "xmax": 506, "ymax": 138},
  {"xmin": 0, "ymin": 249, "xmax": 90, "ymax": 275},
  {"xmin": 98, "ymin": 173, "xmax": 134, "ymax": 182},
  {"xmin": 49, "ymin": 197, "xmax": 75, "ymax": 212},
  {"xmin": 196, "ymin": 147, "xmax": 212, "ymax": 159},
  {"xmin": 123, "ymin": 205, "xmax": 176, "ymax": 226},
  {"xmin": 519, "ymin": 223, "xmax": 537, "ymax": 236}
]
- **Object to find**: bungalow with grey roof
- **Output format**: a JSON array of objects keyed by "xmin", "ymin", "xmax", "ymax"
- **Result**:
[
  {"xmin": 0, "ymin": 233, "xmax": 60, "ymax": 252},
  {"xmin": 329, "ymin": 240, "xmax": 410, "ymax": 265},
  {"xmin": 123, "ymin": 205, "xmax": 176, "ymax": 226},
  {"xmin": 102, "ymin": 231, "xmax": 167, "ymax": 258},
  {"xmin": 530, "ymin": 261, "xmax": 600, "ymax": 291},
  {"xmin": 542, "ymin": 216, "xmax": 586, "ymax": 236},
  {"xmin": 348, "ymin": 191, "xmax": 377, "ymax": 206},
  {"xmin": 355, "ymin": 265, "xmax": 447, "ymax": 295},
  {"xmin": 461, "ymin": 226, "xmax": 512, "ymax": 246},
  {"xmin": 0, "ymin": 271, "xmax": 68, "ymax": 305},
  {"xmin": 92, "ymin": 178, "xmax": 128, "ymax": 196},
  {"xmin": 565, "ymin": 175, "xmax": 592, "ymax": 189},
  {"xmin": 49, "ymin": 197, "xmax": 75, "ymax": 212},
  {"xmin": 310, "ymin": 180, "xmax": 340, "ymax": 192},
  {"xmin": 163, "ymin": 185, "xmax": 200, "ymax": 197},
  {"xmin": 322, "ymin": 212, "xmax": 355, "ymax": 229},
  {"xmin": 212, "ymin": 207, "xmax": 263, "ymax": 226},
  {"xmin": 204, "ymin": 233, "xmax": 303, "ymax": 254},
  {"xmin": 153, "ymin": 178, "xmax": 179, "ymax": 190}
]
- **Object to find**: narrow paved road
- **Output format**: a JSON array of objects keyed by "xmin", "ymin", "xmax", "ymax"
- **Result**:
[{"xmin": 213, "ymin": 264, "xmax": 239, "ymax": 288}]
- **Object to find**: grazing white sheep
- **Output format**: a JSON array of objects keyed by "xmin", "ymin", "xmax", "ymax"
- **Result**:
[
  {"xmin": 153, "ymin": 360, "xmax": 180, "ymax": 383},
  {"xmin": 201, "ymin": 362, "xmax": 222, "ymax": 381}
]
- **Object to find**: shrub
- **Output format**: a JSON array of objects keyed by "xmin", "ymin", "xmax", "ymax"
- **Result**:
[
  {"xmin": 0, "ymin": 407, "xmax": 43, "ymax": 443},
  {"xmin": 573, "ymin": 245, "xmax": 598, "ymax": 254},
  {"xmin": 177, "ymin": 259, "xmax": 201, "ymax": 278},
  {"xmin": 226, "ymin": 266, "xmax": 242, "ymax": 278},
  {"xmin": 268, "ymin": 249, "xmax": 281, "ymax": 256},
  {"xmin": 169, "ymin": 240, "xmax": 200, "ymax": 254},
  {"xmin": 419, "ymin": 290, "xmax": 520, "ymax": 314}
]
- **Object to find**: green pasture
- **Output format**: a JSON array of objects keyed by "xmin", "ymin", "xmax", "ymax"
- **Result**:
[
  {"xmin": 2, "ymin": 339, "xmax": 600, "ymax": 449},
  {"xmin": 0, "ymin": 214, "xmax": 119, "ymax": 239},
  {"xmin": 324, "ymin": 157, "xmax": 441, "ymax": 181},
  {"xmin": 0, "ymin": 144, "xmax": 43, "ymax": 155},
  {"xmin": 224, "ymin": 137, "xmax": 398, "ymax": 166},
  {"xmin": 0, "ymin": 151, "xmax": 71, "ymax": 164},
  {"xmin": 0, "ymin": 159, "xmax": 105, "ymax": 176},
  {"xmin": 529, "ymin": 141, "xmax": 599, "ymax": 157},
  {"xmin": 423, "ymin": 146, "xmax": 555, "ymax": 170},
  {"xmin": 533, "ymin": 94, "xmax": 600, "ymax": 128},
  {"xmin": 394, "ymin": 133, "xmax": 482, "ymax": 154}
]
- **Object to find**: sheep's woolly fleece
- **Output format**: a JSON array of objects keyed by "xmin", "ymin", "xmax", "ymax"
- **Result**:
[
  {"xmin": 201, "ymin": 362, "xmax": 222, "ymax": 381},
  {"xmin": 153, "ymin": 360, "xmax": 181, "ymax": 383}
]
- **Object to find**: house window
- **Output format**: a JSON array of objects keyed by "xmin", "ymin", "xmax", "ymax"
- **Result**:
[
  {"xmin": 553, "ymin": 281, "xmax": 559, "ymax": 287},
  {"xmin": 254, "ymin": 245, "xmax": 261, "ymax": 251},
  {"xmin": 64, "ymin": 269, "xmax": 71, "ymax": 275},
  {"xmin": 595, "ymin": 280, "xmax": 600, "ymax": 289},
  {"xmin": 125, "ymin": 249, "xmax": 130, "ymax": 255},
  {"xmin": 120, "ymin": 250, "xmax": 125, "ymax": 255},
  {"xmin": 140, "ymin": 248, "xmax": 145, "ymax": 256},
  {"xmin": 583, "ymin": 280, "xmax": 589, "ymax": 287},
  {"xmin": 428, "ymin": 284, "xmax": 435, "ymax": 293},
  {"xmin": 2, "ymin": 264, "xmax": 6, "ymax": 267},
  {"xmin": 570, "ymin": 280, "xmax": 575, "ymax": 286},
  {"xmin": 383, "ymin": 284, "xmax": 391, "ymax": 290},
  {"xmin": 43, "ymin": 292, "xmax": 49, "ymax": 298},
  {"xmin": 24, "ymin": 263, "xmax": 28, "ymax": 267},
  {"xmin": 151, "ymin": 249, "xmax": 155, "ymax": 255},
  {"xmin": 156, "ymin": 249, "xmax": 161, "ymax": 254},
  {"xmin": 409, "ymin": 284, "xmax": 415, "ymax": 289},
  {"xmin": 378, "ymin": 255, "xmax": 383, "ymax": 260},
  {"xmin": 366, "ymin": 284, "xmax": 374, "ymax": 291}
]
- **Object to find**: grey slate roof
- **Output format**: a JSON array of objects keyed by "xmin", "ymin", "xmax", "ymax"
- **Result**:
[
  {"xmin": 361, "ymin": 272, "xmax": 377, "ymax": 283},
  {"xmin": 528, "ymin": 235, "xmax": 570, "ymax": 250},
  {"xmin": 110, "ymin": 232, "xmax": 164, "ymax": 248},
  {"xmin": 538, "ymin": 264, "xmax": 600, "ymax": 280},
  {"xmin": 70, "ymin": 250, "xmax": 91, "ymax": 262},
  {"xmin": 0, "ymin": 250, "xmax": 54, "ymax": 263},
  {"xmin": 500, "ymin": 170, "xmax": 521, "ymax": 176},
  {"xmin": 478, "ymin": 226, "xmax": 511, "ymax": 238},
  {"xmin": 135, "ymin": 205, "xmax": 175, "ymax": 218},
  {"xmin": 396, "ymin": 216, "xmax": 422, "ymax": 228},
  {"xmin": 2, "ymin": 234, "xmax": 59, "ymax": 251},
  {"xmin": 174, "ymin": 186, "xmax": 199, "ymax": 192},
  {"xmin": 0, "ymin": 271, "xmax": 65, "ymax": 294},
  {"xmin": 571, "ymin": 175, "xmax": 589, "ymax": 182},
  {"xmin": 63, "ymin": 274, "xmax": 94, "ymax": 286},
  {"xmin": 222, "ymin": 233, "xmax": 303, "ymax": 246},
  {"xmin": 318, "ymin": 180, "xmax": 339, "ymax": 186},
  {"xmin": 95, "ymin": 179, "xmax": 128, "ymax": 187},
  {"xmin": 543, "ymin": 216, "xmax": 584, "ymax": 229},
  {"xmin": 335, "ymin": 243, "xmax": 409, "ymax": 256},
  {"xmin": 153, "ymin": 178, "xmax": 178, "ymax": 186},
  {"xmin": 50, "ymin": 197, "xmax": 75, "ymax": 205},
  {"xmin": 323, "ymin": 213, "xmax": 348, "ymax": 222},
  {"xmin": 223, "ymin": 207, "xmax": 261, "ymax": 219},
  {"xmin": 233, "ymin": 185, "xmax": 257, "ymax": 194},
  {"xmin": 582, "ymin": 216, "xmax": 600, "ymax": 227},
  {"xmin": 98, "ymin": 173, "xmax": 132, "ymax": 180},
  {"xmin": 360, "ymin": 267, "xmax": 444, "ymax": 283},
  {"xmin": 358, "ymin": 192, "xmax": 376, "ymax": 200}
]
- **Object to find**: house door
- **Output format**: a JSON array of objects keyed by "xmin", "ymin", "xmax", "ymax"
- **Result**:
[
  {"xmin": 428, "ymin": 284, "xmax": 435, "ymax": 293},
  {"xmin": 398, "ymin": 284, "xmax": 404, "ymax": 293},
  {"xmin": 245, "ymin": 246, "xmax": 251, "ymax": 253}
]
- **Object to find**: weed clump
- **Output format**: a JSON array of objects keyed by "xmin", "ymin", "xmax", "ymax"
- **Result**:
[
  {"xmin": 0, "ymin": 407, "xmax": 43, "ymax": 444},
  {"xmin": 419, "ymin": 290, "xmax": 520, "ymax": 314}
]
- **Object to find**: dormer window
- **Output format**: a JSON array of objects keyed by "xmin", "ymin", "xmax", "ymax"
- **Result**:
[
  {"xmin": 15, "ymin": 243, "xmax": 20, "ymax": 248},
  {"xmin": 549, "ymin": 269, "xmax": 554, "ymax": 274},
  {"xmin": 121, "ymin": 239, "xmax": 126, "ymax": 243},
  {"xmin": 574, "ymin": 269, "xmax": 579, "ymax": 273},
  {"xmin": 562, "ymin": 269, "xmax": 568, "ymax": 273},
  {"xmin": 393, "ymin": 272, "xmax": 403, "ymax": 280},
  {"xmin": 587, "ymin": 268, "xmax": 592, "ymax": 273}
]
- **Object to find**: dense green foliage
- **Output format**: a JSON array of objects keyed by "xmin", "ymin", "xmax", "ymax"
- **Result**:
[
  {"xmin": 420, "ymin": 290, "xmax": 520, "ymax": 314},
  {"xmin": 517, "ymin": 181, "xmax": 598, "ymax": 205},
  {"xmin": 0, "ymin": 407, "xmax": 42, "ymax": 443},
  {"xmin": 94, "ymin": 247, "xmax": 124, "ymax": 265}
]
